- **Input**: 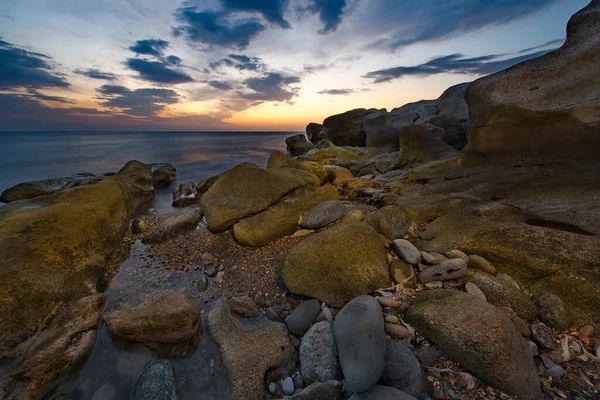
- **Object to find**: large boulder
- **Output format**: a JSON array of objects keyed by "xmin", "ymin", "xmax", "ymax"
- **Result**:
[
  {"xmin": 323, "ymin": 108, "xmax": 377, "ymax": 147},
  {"xmin": 233, "ymin": 184, "xmax": 339, "ymax": 247},
  {"xmin": 0, "ymin": 174, "xmax": 97, "ymax": 203},
  {"xmin": 463, "ymin": 1, "xmax": 600, "ymax": 163},
  {"xmin": 333, "ymin": 296, "xmax": 386, "ymax": 394},
  {"xmin": 399, "ymin": 124, "xmax": 458, "ymax": 167},
  {"xmin": 286, "ymin": 134, "xmax": 315, "ymax": 156},
  {"xmin": 200, "ymin": 162, "xmax": 319, "ymax": 232},
  {"xmin": 405, "ymin": 290, "xmax": 541, "ymax": 399},
  {"xmin": 207, "ymin": 299, "xmax": 296, "ymax": 400},
  {"xmin": 151, "ymin": 163, "xmax": 176, "ymax": 186},
  {"xmin": 282, "ymin": 222, "xmax": 390, "ymax": 307},
  {"xmin": 0, "ymin": 161, "xmax": 153, "ymax": 349},
  {"xmin": 267, "ymin": 151, "xmax": 327, "ymax": 185},
  {"xmin": 104, "ymin": 291, "xmax": 201, "ymax": 343}
]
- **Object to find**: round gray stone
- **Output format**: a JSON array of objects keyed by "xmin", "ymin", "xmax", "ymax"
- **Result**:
[
  {"xmin": 302, "ymin": 200, "xmax": 345, "ymax": 229},
  {"xmin": 286, "ymin": 299, "xmax": 321, "ymax": 336},
  {"xmin": 300, "ymin": 321, "xmax": 343, "ymax": 384},
  {"xmin": 391, "ymin": 239, "xmax": 422, "ymax": 264},
  {"xmin": 282, "ymin": 377, "xmax": 295, "ymax": 395},
  {"xmin": 381, "ymin": 340, "xmax": 426, "ymax": 397}
]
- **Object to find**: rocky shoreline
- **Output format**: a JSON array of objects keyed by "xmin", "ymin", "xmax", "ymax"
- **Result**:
[{"xmin": 1, "ymin": 2, "xmax": 600, "ymax": 399}]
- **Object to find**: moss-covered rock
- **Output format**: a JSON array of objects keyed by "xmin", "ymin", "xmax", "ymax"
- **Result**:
[
  {"xmin": 303, "ymin": 147, "xmax": 362, "ymax": 163},
  {"xmin": 282, "ymin": 222, "xmax": 390, "ymax": 307},
  {"xmin": 267, "ymin": 151, "xmax": 328, "ymax": 185},
  {"xmin": 0, "ymin": 161, "xmax": 154, "ymax": 350},
  {"xmin": 365, "ymin": 205, "xmax": 411, "ymax": 240},
  {"xmin": 323, "ymin": 165, "xmax": 353, "ymax": 183},
  {"xmin": 196, "ymin": 174, "xmax": 221, "ymax": 198}
]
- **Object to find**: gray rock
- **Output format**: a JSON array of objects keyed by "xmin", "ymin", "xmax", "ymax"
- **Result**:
[
  {"xmin": 132, "ymin": 360, "xmax": 178, "ymax": 400},
  {"xmin": 446, "ymin": 250, "xmax": 468, "ymax": 260},
  {"xmin": 381, "ymin": 340, "xmax": 426, "ymax": 397},
  {"xmin": 322, "ymin": 108, "xmax": 377, "ymax": 147},
  {"xmin": 421, "ymin": 252, "xmax": 447, "ymax": 265},
  {"xmin": 416, "ymin": 347, "xmax": 443, "ymax": 368},
  {"xmin": 333, "ymin": 295, "xmax": 386, "ymax": 393},
  {"xmin": 229, "ymin": 296, "xmax": 260, "ymax": 318},
  {"xmin": 269, "ymin": 382, "xmax": 281, "ymax": 396},
  {"xmin": 418, "ymin": 258, "xmax": 468, "ymax": 283},
  {"xmin": 282, "ymin": 377, "xmax": 295, "ymax": 395},
  {"xmin": 172, "ymin": 181, "xmax": 199, "ymax": 207},
  {"xmin": 531, "ymin": 324, "xmax": 556, "ymax": 349},
  {"xmin": 392, "ymin": 239, "xmax": 422, "ymax": 265},
  {"xmin": 464, "ymin": 282, "xmax": 486, "ymax": 301},
  {"xmin": 142, "ymin": 208, "xmax": 203, "ymax": 244},
  {"xmin": 316, "ymin": 307, "xmax": 334, "ymax": 324},
  {"xmin": 405, "ymin": 290, "xmax": 541, "ymax": 400},
  {"xmin": 287, "ymin": 134, "xmax": 315, "ymax": 156},
  {"xmin": 197, "ymin": 275, "xmax": 209, "ymax": 293},
  {"xmin": 546, "ymin": 366, "xmax": 566, "ymax": 379},
  {"xmin": 526, "ymin": 341, "xmax": 538, "ymax": 357},
  {"xmin": 288, "ymin": 381, "xmax": 343, "ymax": 400},
  {"xmin": 301, "ymin": 200, "xmax": 345, "ymax": 229},
  {"xmin": 286, "ymin": 299, "xmax": 321, "ymax": 336},
  {"xmin": 365, "ymin": 205, "xmax": 411, "ymax": 240},
  {"xmin": 349, "ymin": 384, "xmax": 417, "ymax": 400},
  {"xmin": 532, "ymin": 292, "xmax": 571, "ymax": 330},
  {"xmin": 266, "ymin": 306, "xmax": 281, "ymax": 321},
  {"xmin": 205, "ymin": 265, "xmax": 218, "ymax": 277},
  {"xmin": 300, "ymin": 321, "xmax": 343, "ymax": 384},
  {"xmin": 424, "ymin": 281, "xmax": 443, "ymax": 290},
  {"xmin": 294, "ymin": 374, "xmax": 304, "ymax": 389}
]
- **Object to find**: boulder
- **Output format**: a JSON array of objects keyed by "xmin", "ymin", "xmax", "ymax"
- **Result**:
[
  {"xmin": 143, "ymin": 207, "xmax": 203, "ymax": 244},
  {"xmin": 392, "ymin": 239, "xmax": 422, "ymax": 265},
  {"xmin": 349, "ymin": 385, "xmax": 417, "ymax": 400},
  {"xmin": 152, "ymin": 163, "xmax": 176, "ymax": 186},
  {"xmin": 324, "ymin": 165, "xmax": 353, "ymax": 183},
  {"xmin": 381, "ymin": 340, "xmax": 426, "ymax": 397},
  {"xmin": 201, "ymin": 162, "xmax": 319, "ymax": 232},
  {"xmin": 322, "ymin": 108, "xmax": 377, "ymax": 147},
  {"xmin": 0, "ymin": 174, "xmax": 97, "ymax": 203},
  {"xmin": 104, "ymin": 291, "xmax": 201, "ymax": 343},
  {"xmin": 532, "ymin": 292, "xmax": 571, "ymax": 330},
  {"xmin": 267, "ymin": 151, "xmax": 327, "ymax": 185},
  {"xmin": 302, "ymin": 146, "xmax": 363, "ymax": 163},
  {"xmin": 196, "ymin": 174, "xmax": 220, "ymax": 198},
  {"xmin": 286, "ymin": 134, "xmax": 315, "ymax": 156},
  {"xmin": 300, "ymin": 321, "xmax": 343, "ymax": 384},
  {"xmin": 301, "ymin": 200, "xmax": 345, "ymax": 229},
  {"xmin": 405, "ymin": 290, "xmax": 541, "ymax": 400},
  {"xmin": 418, "ymin": 258, "xmax": 468, "ymax": 283},
  {"xmin": 283, "ymin": 222, "xmax": 390, "ymax": 307},
  {"xmin": 427, "ymin": 82, "xmax": 470, "ymax": 150},
  {"xmin": 306, "ymin": 123, "xmax": 325, "ymax": 143},
  {"xmin": 171, "ymin": 181, "xmax": 199, "ymax": 207},
  {"xmin": 333, "ymin": 295, "xmax": 386, "ymax": 393},
  {"xmin": 463, "ymin": 1, "xmax": 600, "ymax": 163},
  {"xmin": 233, "ymin": 184, "xmax": 338, "ymax": 247},
  {"xmin": 399, "ymin": 124, "xmax": 458, "ymax": 167},
  {"xmin": 131, "ymin": 360, "xmax": 179, "ymax": 400},
  {"xmin": 207, "ymin": 299, "xmax": 296, "ymax": 400},
  {"xmin": 365, "ymin": 205, "xmax": 410, "ymax": 240},
  {"xmin": 0, "ymin": 161, "xmax": 153, "ymax": 349}
]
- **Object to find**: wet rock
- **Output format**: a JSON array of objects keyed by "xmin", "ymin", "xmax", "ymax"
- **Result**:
[
  {"xmin": 405, "ymin": 290, "xmax": 541, "ymax": 400},
  {"xmin": 385, "ymin": 323, "xmax": 411, "ymax": 340},
  {"xmin": 419, "ymin": 258, "xmax": 468, "ymax": 283},
  {"xmin": 421, "ymin": 252, "xmax": 447, "ymax": 265},
  {"xmin": 143, "ymin": 208, "xmax": 203, "ymax": 244},
  {"xmin": 333, "ymin": 295, "xmax": 386, "ymax": 393},
  {"xmin": 464, "ymin": 282, "xmax": 486, "ymax": 301},
  {"xmin": 171, "ymin": 181, "xmax": 199, "ymax": 207},
  {"xmin": 467, "ymin": 255, "xmax": 496, "ymax": 275},
  {"xmin": 286, "ymin": 299, "xmax": 321, "ymax": 336},
  {"xmin": 466, "ymin": 270, "xmax": 537, "ymax": 321},
  {"xmin": 531, "ymin": 324, "xmax": 555, "ymax": 349},
  {"xmin": 349, "ymin": 384, "xmax": 417, "ymax": 400},
  {"xmin": 281, "ymin": 377, "xmax": 295, "ymax": 395},
  {"xmin": 301, "ymin": 200, "xmax": 345, "ymax": 229},
  {"xmin": 229, "ymin": 296, "xmax": 261, "ymax": 318},
  {"xmin": 152, "ymin": 163, "xmax": 177, "ymax": 186},
  {"xmin": 532, "ymin": 292, "xmax": 571, "ymax": 330},
  {"xmin": 324, "ymin": 165, "xmax": 353, "ymax": 183},
  {"xmin": 286, "ymin": 134, "xmax": 315, "ymax": 156},
  {"xmin": 283, "ymin": 222, "xmax": 389, "ymax": 307},
  {"xmin": 365, "ymin": 205, "xmax": 411, "ymax": 240},
  {"xmin": 208, "ymin": 299, "xmax": 296, "ymax": 400},
  {"xmin": 104, "ymin": 291, "xmax": 201, "ymax": 343},
  {"xmin": 288, "ymin": 380, "xmax": 343, "ymax": 400},
  {"xmin": 132, "ymin": 218, "xmax": 147, "ymax": 234},
  {"xmin": 0, "ymin": 177, "xmax": 75, "ymax": 203},
  {"xmin": 197, "ymin": 275, "xmax": 209, "ymax": 293},
  {"xmin": 381, "ymin": 340, "xmax": 426, "ymax": 397},
  {"xmin": 132, "ymin": 360, "xmax": 178, "ymax": 400},
  {"xmin": 392, "ymin": 239, "xmax": 422, "ymax": 264}
]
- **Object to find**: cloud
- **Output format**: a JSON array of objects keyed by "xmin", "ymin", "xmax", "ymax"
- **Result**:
[
  {"xmin": 518, "ymin": 38, "xmax": 564, "ymax": 53},
  {"xmin": 222, "ymin": 0, "xmax": 291, "ymax": 29},
  {"xmin": 97, "ymin": 84, "xmax": 180, "ymax": 117},
  {"xmin": 129, "ymin": 39, "xmax": 169, "ymax": 57},
  {"xmin": 317, "ymin": 88, "xmax": 355, "ymax": 95},
  {"xmin": 303, "ymin": 63, "xmax": 334, "ymax": 74},
  {"xmin": 125, "ymin": 58, "xmax": 194, "ymax": 84},
  {"xmin": 26, "ymin": 88, "xmax": 76, "ymax": 103},
  {"xmin": 166, "ymin": 55, "xmax": 182, "ymax": 66},
  {"xmin": 0, "ymin": 38, "xmax": 69, "ymax": 89},
  {"xmin": 308, "ymin": 0, "xmax": 350, "ymax": 33},
  {"xmin": 75, "ymin": 68, "xmax": 118, "ymax": 80},
  {"xmin": 364, "ymin": 49, "xmax": 555, "ymax": 83},
  {"xmin": 208, "ymin": 80, "xmax": 234, "ymax": 91},
  {"xmin": 210, "ymin": 54, "xmax": 266, "ymax": 71},
  {"xmin": 240, "ymin": 72, "xmax": 301, "ymax": 101},
  {"xmin": 173, "ymin": 7, "xmax": 266, "ymax": 49}
]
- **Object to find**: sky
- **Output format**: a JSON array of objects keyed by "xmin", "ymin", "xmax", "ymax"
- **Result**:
[{"xmin": 0, "ymin": 0, "xmax": 589, "ymax": 131}]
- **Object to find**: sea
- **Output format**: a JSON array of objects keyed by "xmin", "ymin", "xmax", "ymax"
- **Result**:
[{"xmin": 0, "ymin": 131, "xmax": 294, "ymax": 212}]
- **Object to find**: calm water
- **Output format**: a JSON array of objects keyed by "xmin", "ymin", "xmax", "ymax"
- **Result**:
[{"xmin": 0, "ymin": 131, "xmax": 293, "ymax": 212}]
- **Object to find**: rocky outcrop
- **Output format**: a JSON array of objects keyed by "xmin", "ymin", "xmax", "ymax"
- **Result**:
[
  {"xmin": 405, "ymin": 290, "xmax": 541, "ymax": 400},
  {"xmin": 283, "ymin": 222, "xmax": 390, "ymax": 307},
  {"xmin": 463, "ymin": 1, "xmax": 600, "ymax": 163},
  {"xmin": 201, "ymin": 162, "xmax": 319, "ymax": 232},
  {"xmin": 152, "ymin": 163, "xmax": 177, "ymax": 186},
  {"xmin": 286, "ymin": 134, "xmax": 315, "ymax": 156},
  {"xmin": 0, "ymin": 173, "xmax": 98, "ymax": 203},
  {"xmin": 322, "ymin": 108, "xmax": 377, "ymax": 147},
  {"xmin": 104, "ymin": 291, "xmax": 201, "ymax": 343},
  {"xmin": 399, "ymin": 124, "xmax": 458, "ymax": 167},
  {"xmin": 0, "ymin": 161, "xmax": 153, "ymax": 350},
  {"xmin": 143, "ymin": 207, "xmax": 203, "ymax": 244}
]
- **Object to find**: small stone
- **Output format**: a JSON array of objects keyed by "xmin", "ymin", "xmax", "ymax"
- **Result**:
[
  {"xmin": 294, "ymin": 374, "xmax": 304, "ymax": 390},
  {"xmin": 532, "ymin": 292, "xmax": 571, "ymax": 330},
  {"xmin": 266, "ymin": 307, "xmax": 281, "ymax": 321},
  {"xmin": 443, "ymin": 281, "xmax": 462, "ymax": 290},
  {"xmin": 433, "ymin": 386, "xmax": 445, "ymax": 400},
  {"xmin": 464, "ymin": 282, "xmax": 487, "ymax": 301},
  {"xmin": 497, "ymin": 273, "xmax": 520, "ymax": 289},
  {"xmin": 526, "ymin": 341, "xmax": 538, "ymax": 357},
  {"xmin": 579, "ymin": 325, "xmax": 595, "ymax": 337},
  {"xmin": 531, "ymin": 324, "xmax": 555, "ymax": 349},
  {"xmin": 384, "ymin": 322, "xmax": 410, "ymax": 340},
  {"xmin": 216, "ymin": 271, "xmax": 225, "ymax": 284},
  {"xmin": 377, "ymin": 297, "xmax": 401, "ymax": 308},
  {"xmin": 205, "ymin": 265, "xmax": 218, "ymax": 277},
  {"xmin": 316, "ymin": 307, "xmax": 334, "ymax": 324},
  {"xmin": 293, "ymin": 229, "xmax": 315, "ymax": 238},
  {"xmin": 229, "ymin": 296, "xmax": 260, "ymax": 318},
  {"xmin": 300, "ymin": 321, "xmax": 342, "ymax": 384},
  {"xmin": 385, "ymin": 315, "xmax": 400, "ymax": 324},
  {"xmin": 391, "ymin": 239, "xmax": 422, "ymax": 264},
  {"xmin": 425, "ymin": 281, "xmax": 443, "ymax": 290},
  {"xmin": 282, "ymin": 377, "xmax": 295, "ymax": 395},
  {"xmin": 419, "ymin": 258, "xmax": 468, "ymax": 283},
  {"xmin": 132, "ymin": 218, "xmax": 147, "ymax": 234},
  {"xmin": 197, "ymin": 275, "xmax": 209, "ymax": 293},
  {"xmin": 512, "ymin": 316, "xmax": 531, "ymax": 338},
  {"xmin": 342, "ymin": 209, "xmax": 366, "ymax": 223},
  {"xmin": 290, "ymin": 336, "xmax": 301, "ymax": 348},
  {"xmin": 541, "ymin": 356, "xmax": 557, "ymax": 369},
  {"xmin": 301, "ymin": 200, "xmax": 346, "ymax": 229},
  {"xmin": 421, "ymin": 251, "xmax": 447, "ymax": 265},
  {"xmin": 467, "ymin": 255, "xmax": 496, "ymax": 275},
  {"xmin": 546, "ymin": 366, "xmax": 566, "ymax": 379},
  {"xmin": 446, "ymin": 249, "xmax": 468, "ymax": 260},
  {"xmin": 286, "ymin": 299, "xmax": 321, "ymax": 336},
  {"xmin": 269, "ymin": 382, "xmax": 282, "ymax": 396},
  {"xmin": 200, "ymin": 252, "xmax": 215, "ymax": 266},
  {"xmin": 389, "ymin": 260, "xmax": 416, "ymax": 285}
]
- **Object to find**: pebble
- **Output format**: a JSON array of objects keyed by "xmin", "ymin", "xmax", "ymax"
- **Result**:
[
  {"xmin": 384, "ymin": 322, "xmax": 411, "ymax": 340},
  {"xmin": 316, "ymin": 307, "xmax": 334, "ymax": 324},
  {"xmin": 446, "ymin": 249, "xmax": 468, "ymax": 260},
  {"xmin": 419, "ymin": 258, "xmax": 468, "ymax": 283},
  {"xmin": 497, "ymin": 273, "xmax": 520, "ymax": 289},
  {"xmin": 579, "ymin": 325, "xmax": 595, "ymax": 337},
  {"xmin": 216, "ymin": 271, "xmax": 225, "ymax": 283},
  {"xmin": 385, "ymin": 315, "xmax": 400, "ymax": 324},
  {"xmin": 391, "ymin": 239, "xmax": 422, "ymax": 264},
  {"xmin": 281, "ymin": 377, "xmax": 295, "ymax": 395},
  {"xmin": 377, "ymin": 297, "xmax": 401, "ymax": 308},
  {"xmin": 294, "ymin": 374, "xmax": 304, "ymax": 390},
  {"xmin": 200, "ymin": 252, "xmax": 215, "ymax": 266},
  {"xmin": 205, "ymin": 265, "xmax": 218, "ymax": 277},
  {"xmin": 266, "ymin": 306, "xmax": 281, "ymax": 321},
  {"xmin": 197, "ymin": 275, "xmax": 209, "ymax": 293},
  {"xmin": 286, "ymin": 299, "xmax": 321, "ymax": 336},
  {"xmin": 425, "ymin": 281, "xmax": 443, "ymax": 290},
  {"xmin": 526, "ymin": 341, "xmax": 538, "ymax": 357},
  {"xmin": 467, "ymin": 254, "xmax": 496, "ymax": 275},
  {"xmin": 131, "ymin": 218, "xmax": 147, "ymax": 234},
  {"xmin": 464, "ymin": 282, "xmax": 487, "ymax": 301},
  {"xmin": 268, "ymin": 382, "xmax": 282, "ymax": 396},
  {"xmin": 229, "ymin": 296, "xmax": 260, "ymax": 318},
  {"xmin": 512, "ymin": 316, "xmax": 531, "ymax": 338},
  {"xmin": 531, "ymin": 324, "xmax": 555, "ymax": 349},
  {"xmin": 546, "ymin": 365, "xmax": 566, "ymax": 379},
  {"xmin": 290, "ymin": 336, "xmax": 301, "ymax": 348},
  {"xmin": 541, "ymin": 356, "xmax": 557, "ymax": 369},
  {"xmin": 421, "ymin": 251, "xmax": 447, "ymax": 265}
]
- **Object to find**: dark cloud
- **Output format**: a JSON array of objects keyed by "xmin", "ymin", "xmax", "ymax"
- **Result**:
[
  {"xmin": 309, "ymin": 0, "xmax": 349, "ymax": 33},
  {"xmin": 0, "ymin": 38, "xmax": 68, "ymax": 89},
  {"xmin": 125, "ymin": 58, "xmax": 194, "ymax": 84},
  {"xmin": 364, "ymin": 49, "xmax": 554, "ymax": 83},
  {"xmin": 129, "ymin": 39, "xmax": 169, "ymax": 57},
  {"xmin": 210, "ymin": 54, "xmax": 266, "ymax": 71},
  {"xmin": 317, "ymin": 88, "xmax": 355, "ymax": 95},
  {"xmin": 26, "ymin": 88, "xmax": 76, "ymax": 103},
  {"xmin": 75, "ymin": 68, "xmax": 118, "ymax": 81},
  {"xmin": 240, "ymin": 72, "xmax": 301, "ymax": 101},
  {"xmin": 166, "ymin": 55, "xmax": 182, "ymax": 66},
  {"xmin": 303, "ymin": 63, "xmax": 333, "ymax": 74},
  {"xmin": 222, "ymin": 0, "xmax": 291, "ymax": 28},
  {"xmin": 518, "ymin": 38, "xmax": 564, "ymax": 53},
  {"xmin": 97, "ymin": 84, "xmax": 180, "ymax": 117},
  {"xmin": 173, "ymin": 7, "xmax": 266, "ymax": 49},
  {"xmin": 365, "ymin": 0, "xmax": 561, "ymax": 51},
  {"xmin": 208, "ymin": 80, "xmax": 234, "ymax": 91}
]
